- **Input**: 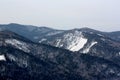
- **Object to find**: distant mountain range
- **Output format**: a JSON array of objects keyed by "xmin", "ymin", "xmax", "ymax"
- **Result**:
[
  {"xmin": 0, "ymin": 23, "xmax": 120, "ymax": 80},
  {"xmin": 0, "ymin": 23, "xmax": 120, "ymax": 42}
]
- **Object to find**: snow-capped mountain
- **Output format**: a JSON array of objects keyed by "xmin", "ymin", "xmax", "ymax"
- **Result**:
[
  {"xmin": 39, "ymin": 29, "xmax": 90, "ymax": 52},
  {"xmin": 40, "ymin": 30, "xmax": 88, "ymax": 52},
  {"xmin": 39, "ymin": 28, "xmax": 119, "ymax": 49},
  {"xmin": 39, "ymin": 28, "xmax": 120, "ymax": 66},
  {"xmin": 0, "ymin": 30, "xmax": 120, "ymax": 80},
  {"xmin": 0, "ymin": 24, "xmax": 120, "ymax": 66},
  {"xmin": 0, "ymin": 23, "xmax": 120, "ymax": 56}
]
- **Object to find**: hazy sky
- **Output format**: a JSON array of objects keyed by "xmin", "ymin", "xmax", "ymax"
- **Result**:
[{"xmin": 0, "ymin": 0, "xmax": 120, "ymax": 31}]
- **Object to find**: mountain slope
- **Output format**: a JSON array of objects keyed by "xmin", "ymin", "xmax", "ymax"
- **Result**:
[
  {"xmin": 107, "ymin": 31, "xmax": 120, "ymax": 41},
  {"xmin": 0, "ymin": 24, "xmax": 120, "ymax": 65},
  {"xmin": 0, "ymin": 23, "xmax": 64, "ymax": 42},
  {"xmin": 0, "ymin": 30, "xmax": 120, "ymax": 80},
  {"xmin": 38, "ymin": 28, "xmax": 120, "ymax": 66},
  {"xmin": 39, "ymin": 28, "xmax": 120, "ymax": 51},
  {"xmin": 0, "ymin": 23, "xmax": 119, "ymax": 42}
]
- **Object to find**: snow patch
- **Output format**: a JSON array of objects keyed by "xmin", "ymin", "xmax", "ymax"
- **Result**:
[
  {"xmin": 0, "ymin": 55, "xmax": 6, "ymax": 61},
  {"xmin": 46, "ymin": 31, "xmax": 63, "ymax": 36},
  {"xmin": 97, "ymin": 34, "xmax": 104, "ymax": 37},
  {"xmin": 101, "ymin": 38, "xmax": 106, "ymax": 41},
  {"xmin": 119, "ymin": 52, "xmax": 120, "ymax": 55},
  {"xmin": 7, "ymin": 54, "xmax": 16, "ymax": 61},
  {"xmin": 90, "ymin": 32, "xmax": 93, "ymax": 34},
  {"xmin": 109, "ymin": 69, "xmax": 115, "ymax": 74},
  {"xmin": 39, "ymin": 38, "xmax": 47, "ymax": 43},
  {"xmin": 5, "ymin": 39, "xmax": 30, "ymax": 53},
  {"xmin": 55, "ymin": 31, "xmax": 88, "ymax": 51},
  {"xmin": 56, "ymin": 39, "xmax": 62, "ymax": 47},
  {"xmin": 69, "ymin": 37, "xmax": 88, "ymax": 51},
  {"xmin": 66, "ymin": 31, "xmax": 88, "ymax": 51},
  {"xmin": 82, "ymin": 41, "xmax": 97, "ymax": 53},
  {"xmin": 7, "ymin": 54, "xmax": 28, "ymax": 68}
]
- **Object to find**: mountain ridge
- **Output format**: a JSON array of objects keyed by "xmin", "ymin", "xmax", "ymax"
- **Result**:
[{"xmin": 0, "ymin": 30, "xmax": 120, "ymax": 80}]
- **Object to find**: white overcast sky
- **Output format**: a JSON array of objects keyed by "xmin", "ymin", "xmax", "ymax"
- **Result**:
[{"xmin": 0, "ymin": 0, "xmax": 120, "ymax": 31}]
